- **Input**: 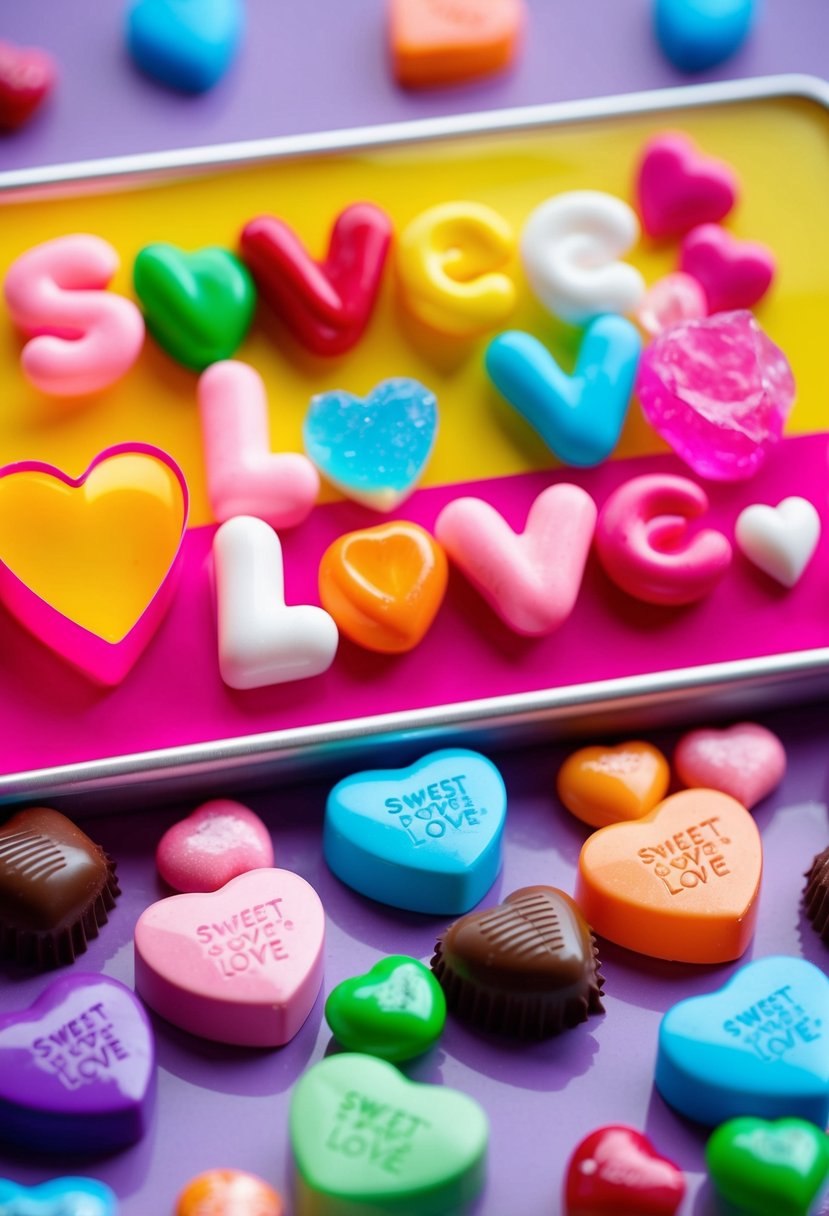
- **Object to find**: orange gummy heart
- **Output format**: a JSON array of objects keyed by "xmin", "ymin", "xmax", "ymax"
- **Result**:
[
  {"xmin": 319, "ymin": 521, "xmax": 447, "ymax": 654},
  {"xmin": 576, "ymin": 789, "xmax": 762, "ymax": 964},
  {"xmin": 176, "ymin": 1169, "xmax": 283, "ymax": 1216},
  {"xmin": 557, "ymin": 741, "xmax": 670, "ymax": 829},
  {"xmin": 389, "ymin": 0, "xmax": 525, "ymax": 89}
]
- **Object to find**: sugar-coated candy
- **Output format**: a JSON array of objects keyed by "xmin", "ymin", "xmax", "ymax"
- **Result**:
[
  {"xmin": 636, "ymin": 272, "xmax": 707, "ymax": 336},
  {"xmin": 637, "ymin": 310, "xmax": 795, "ymax": 481},
  {"xmin": 388, "ymin": 0, "xmax": 525, "ymax": 89},
  {"xmin": 521, "ymin": 190, "xmax": 645, "ymax": 325},
  {"xmin": 565, "ymin": 1126, "xmax": 686, "ymax": 1216},
  {"xmin": 324, "ymin": 749, "xmax": 505, "ymax": 914},
  {"xmin": 636, "ymin": 131, "xmax": 738, "ymax": 239},
  {"xmin": 0, "ymin": 974, "xmax": 154, "ymax": 1152},
  {"xmin": 435, "ymin": 483, "xmax": 596, "ymax": 636},
  {"xmin": 486, "ymin": 318, "xmax": 641, "ymax": 466},
  {"xmin": 126, "ymin": 0, "xmax": 243, "ymax": 92},
  {"xmin": 706, "ymin": 1117, "xmax": 829, "ymax": 1216},
  {"xmin": 675, "ymin": 722, "xmax": 786, "ymax": 809},
  {"xmin": 654, "ymin": 0, "xmax": 757, "ymax": 72},
  {"xmin": 318, "ymin": 521, "xmax": 447, "ymax": 654},
  {"xmin": 0, "ymin": 1179, "xmax": 117, "ymax": 1215},
  {"xmin": 291, "ymin": 1053, "xmax": 488, "ymax": 1215},
  {"xmin": 576, "ymin": 789, "xmax": 762, "ymax": 963},
  {"xmin": 656, "ymin": 956, "xmax": 829, "ymax": 1126},
  {"xmin": 557, "ymin": 741, "xmax": 670, "ymax": 829},
  {"xmin": 595, "ymin": 473, "xmax": 732, "ymax": 606},
  {"xmin": 134, "ymin": 868, "xmax": 325, "ymax": 1047},
  {"xmin": 735, "ymin": 497, "xmax": 821, "ymax": 588},
  {"xmin": 681, "ymin": 223, "xmax": 775, "ymax": 314},
  {"xmin": 397, "ymin": 201, "xmax": 516, "ymax": 336},
  {"xmin": 803, "ymin": 846, "xmax": 829, "ymax": 944},
  {"xmin": 325, "ymin": 955, "xmax": 446, "ymax": 1062},
  {"xmin": 214, "ymin": 516, "xmax": 338, "ymax": 690},
  {"xmin": 156, "ymin": 799, "xmax": 274, "ymax": 893},
  {"xmin": 176, "ymin": 1170, "xmax": 284, "ymax": 1216},
  {"xmin": 0, "ymin": 39, "xmax": 56, "ymax": 131}
]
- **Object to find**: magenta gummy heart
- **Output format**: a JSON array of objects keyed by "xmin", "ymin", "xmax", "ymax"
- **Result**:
[
  {"xmin": 0, "ymin": 973, "xmax": 155, "ymax": 1153},
  {"xmin": 637, "ymin": 310, "xmax": 795, "ymax": 481}
]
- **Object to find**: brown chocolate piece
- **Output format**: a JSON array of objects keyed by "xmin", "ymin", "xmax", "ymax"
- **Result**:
[
  {"xmin": 431, "ymin": 885, "xmax": 604, "ymax": 1038},
  {"xmin": 0, "ymin": 807, "xmax": 119, "ymax": 968},
  {"xmin": 804, "ymin": 846, "xmax": 829, "ymax": 943}
]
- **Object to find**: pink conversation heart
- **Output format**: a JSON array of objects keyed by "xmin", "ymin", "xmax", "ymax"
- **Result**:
[
  {"xmin": 636, "ymin": 132, "xmax": 738, "ymax": 239},
  {"xmin": 680, "ymin": 223, "xmax": 775, "ymax": 314},
  {"xmin": 434, "ymin": 482, "xmax": 596, "ymax": 636},
  {"xmin": 134, "ymin": 868, "xmax": 325, "ymax": 1047},
  {"xmin": 156, "ymin": 800, "xmax": 274, "ymax": 893},
  {"xmin": 674, "ymin": 722, "xmax": 786, "ymax": 809}
]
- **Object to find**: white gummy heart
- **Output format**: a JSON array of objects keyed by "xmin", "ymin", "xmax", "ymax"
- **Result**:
[{"xmin": 735, "ymin": 497, "xmax": 821, "ymax": 588}]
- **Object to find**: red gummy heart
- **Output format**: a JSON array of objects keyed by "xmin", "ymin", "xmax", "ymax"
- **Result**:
[
  {"xmin": 565, "ymin": 1125, "xmax": 686, "ymax": 1216},
  {"xmin": 0, "ymin": 40, "xmax": 56, "ymax": 131}
]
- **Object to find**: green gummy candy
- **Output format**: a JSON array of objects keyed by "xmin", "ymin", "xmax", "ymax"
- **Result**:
[
  {"xmin": 706, "ymin": 1116, "xmax": 829, "ymax": 1216},
  {"xmin": 325, "ymin": 955, "xmax": 446, "ymax": 1063}
]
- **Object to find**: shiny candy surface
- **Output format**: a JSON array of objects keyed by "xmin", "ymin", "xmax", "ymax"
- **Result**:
[
  {"xmin": 565, "ymin": 1125, "xmax": 686, "ymax": 1216},
  {"xmin": 0, "ymin": 1178, "xmax": 117, "ymax": 1216},
  {"xmin": 156, "ymin": 800, "xmax": 274, "ymax": 893},
  {"xmin": 681, "ymin": 222, "xmax": 775, "ymax": 313},
  {"xmin": 675, "ymin": 722, "xmax": 786, "ymax": 808},
  {"xmin": 325, "ymin": 955, "xmax": 446, "ymax": 1062},
  {"xmin": 636, "ymin": 130, "xmax": 738, "ymax": 239},
  {"xmin": 176, "ymin": 1169, "xmax": 283, "ymax": 1216},
  {"xmin": 706, "ymin": 1117, "xmax": 829, "ymax": 1216},
  {"xmin": 557, "ymin": 741, "xmax": 671, "ymax": 829},
  {"xmin": 388, "ymin": 0, "xmax": 525, "ymax": 88},
  {"xmin": 735, "ymin": 497, "xmax": 821, "ymax": 588},
  {"xmin": 126, "ymin": 0, "xmax": 244, "ymax": 93},
  {"xmin": 636, "ymin": 272, "xmax": 707, "ymax": 337},
  {"xmin": 0, "ymin": 40, "xmax": 56, "ymax": 130},
  {"xmin": 654, "ymin": 0, "xmax": 757, "ymax": 72}
]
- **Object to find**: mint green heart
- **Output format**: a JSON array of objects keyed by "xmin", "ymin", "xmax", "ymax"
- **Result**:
[
  {"xmin": 325, "ymin": 955, "xmax": 446, "ymax": 1063},
  {"xmin": 290, "ymin": 1054, "xmax": 487, "ymax": 1216},
  {"xmin": 706, "ymin": 1117, "xmax": 829, "ymax": 1216},
  {"xmin": 133, "ymin": 242, "xmax": 256, "ymax": 371}
]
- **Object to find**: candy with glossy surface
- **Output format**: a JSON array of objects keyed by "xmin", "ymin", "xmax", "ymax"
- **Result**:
[
  {"xmin": 557, "ymin": 741, "xmax": 670, "ymax": 829},
  {"xmin": 325, "ymin": 955, "xmax": 446, "ymax": 1062},
  {"xmin": 636, "ymin": 272, "xmax": 707, "ymax": 336},
  {"xmin": 0, "ymin": 1179, "xmax": 117, "ymax": 1215},
  {"xmin": 636, "ymin": 131, "xmax": 738, "ymax": 238},
  {"xmin": 735, "ymin": 497, "xmax": 820, "ymax": 588},
  {"xmin": 176, "ymin": 1170, "xmax": 283, "ymax": 1216},
  {"xmin": 0, "ymin": 40, "xmax": 56, "ymax": 130},
  {"xmin": 803, "ymin": 846, "xmax": 829, "ymax": 944},
  {"xmin": 706, "ymin": 1117, "xmax": 829, "ymax": 1216},
  {"xmin": 654, "ymin": 0, "xmax": 757, "ymax": 72},
  {"xmin": 389, "ymin": 0, "xmax": 525, "ymax": 88},
  {"xmin": 156, "ymin": 800, "xmax": 274, "ymax": 893},
  {"xmin": 126, "ymin": 0, "xmax": 243, "ymax": 92},
  {"xmin": 565, "ymin": 1125, "xmax": 686, "ymax": 1216},
  {"xmin": 675, "ymin": 722, "xmax": 786, "ymax": 808},
  {"xmin": 681, "ymin": 222, "xmax": 775, "ymax": 314}
]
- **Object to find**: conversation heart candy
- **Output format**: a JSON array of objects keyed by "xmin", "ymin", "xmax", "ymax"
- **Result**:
[
  {"xmin": 324, "ymin": 749, "xmax": 506, "ymax": 914},
  {"xmin": 576, "ymin": 788, "xmax": 762, "ymax": 963},
  {"xmin": 304, "ymin": 378, "xmax": 438, "ymax": 511},
  {"xmin": 675, "ymin": 722, "xmax": 786, "ymax": 809},
  {"xmin": 176, "ymin": 1170, "xmax": 283, "ymax": 1216},
  {"xmin": 565, "ymin": 1125, "xmax": 686, "ymax": 1216},
  {"xmin": 706, "ymin": 1117, "xmax": 829, "ymax": 1216},
  {"xmin": 656, "ymin": 956, "xmax": 829, "ymax": 1127},
  {"xmin": 557, "ymin": 741, "xmax": 670, "ymax": 829},
  {"xmin": 156, "ymin": 800, "xmax": 274, "ymax": 893},
  {"xmin": 133, "ymin": 243, "xmax": 256, "ymax": 371},
  {"xmin": 636, "ymin": 272, "xmax": 707, "ymax": 337},
  {"xmin": 0, "ymin": 973, "xmax": 155, "ymax": 1152},
  {"xmin": 134, "ymin": 868, "xmax": 325, "ymax": 1047},
  {"xmin": 636, "ymin": 131, "xmax": 738, "ymax": 239},
  {"xmin": 735, "ymin": 498, "xmax": 821, "ymax": 589},
  {"xmin": 0, "ymin": 1178, "xmax": 117, "ymax": 1215},
  {"xmin": 654, "ymin": 0, "xmax": 757, "ymax": 72},
  {"xmin": 290, "ymin": 1053, "xmax": 488, "ymax": 1215},
  {"xmin": 0, "ymin": 39, "xmax": 56, "ymax": 131},
  {"xmin": 681, "ymin": 223, "xmax": 775, "ymax": 314},
  {"xmin": 325, "ymin": 955, "xmax": 446, "ymax": 1062},
  {"xmin": 486, "ymin": 318, "xmax": 641, "ymax": 467},
  {"xmin": 126, "ymin": 0, "xmax": 243, "ymax": 92},
  {"xmin": 388, "ymin": 0, "xmax": 525, "ymax": 88}
]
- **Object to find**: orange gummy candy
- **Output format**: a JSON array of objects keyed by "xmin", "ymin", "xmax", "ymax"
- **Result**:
[
  {"xmin": 557, "ymin": 741, "xmax": 670, "ymax": 829},
  {"xmin": 389, "ymin": 0, "xmax": 525, "ymax": 89},
  {"xmin": 176, "ymin": 1169, "xmax": 283, "ymax": 1216}
]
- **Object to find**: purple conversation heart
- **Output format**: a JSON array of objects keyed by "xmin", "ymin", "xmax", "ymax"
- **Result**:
[{"xmin": 0, "ymin": 973, "xmax": 155, "ymax": 1153}]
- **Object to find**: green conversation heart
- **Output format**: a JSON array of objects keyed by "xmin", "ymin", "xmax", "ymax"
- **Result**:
[
  {"xmin": 133, "ymin": 243, "xmax": 256, "ymax": 371},
  {"xmin": 325, "ymin": 955, "xmax": 446, "ymax": 1063},
  {"xmin": 290, "ymin": 1053, "xmax": 488, "ymax": 1216},
  {"xmin": 706, "ymin": 1117, "xmax": 829, "ymax": 1216}
]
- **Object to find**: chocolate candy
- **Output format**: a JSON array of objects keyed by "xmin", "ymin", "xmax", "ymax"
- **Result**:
[
  {"xmin": 0, "ymin": 808, "xmax": 119, "ymax": 968},
  {"xmin": 803, "ymin": 846, "xmax": 829, "ymax": 943},
  {"xmin": 431, "ymin": 885, "xmax": 604, "ymax": 1038}
]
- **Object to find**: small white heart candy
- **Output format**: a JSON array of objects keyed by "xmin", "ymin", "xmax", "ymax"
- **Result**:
[
  {"xmin": 213, "ymin": 516, "xmax": 338, "ymax": 689},
  {"xmin": 735, "ymin": 496, "xmax": 821, "ymax": 588}
]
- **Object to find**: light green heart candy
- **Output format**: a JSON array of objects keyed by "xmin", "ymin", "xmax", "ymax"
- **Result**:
[
  {"xmin": 325, "ymin": 956, "xmax": 446, "ymax": 1063},
  {"xmin": 290, "ymin": 1053, "xmax": 488, "ymax": 1216},
  {"xmin": 133, "ymin": 242, "xmax": 256, "ymax": 371},
  {"xmin": 706, "ymin": 1117, "xmax": 829, "ymax": 1216}
]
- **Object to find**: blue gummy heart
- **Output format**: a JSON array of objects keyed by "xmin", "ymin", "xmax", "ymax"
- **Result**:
[
  {"xmin": 485, "ymin": 316, "xmax": 642, "ymax": 467},
  {"xmin": 303, "ymin": 378, "xmax": 438, "ymax": 511},
  {"xmin": 126, "ymin": 0, "xmax": 244, "ymax": 93},
  {"xmin": 654, "ymin": 0, "xmax": 758, "ymax": 72},
  {"xmin": 656, "ymin": 956, "xmax": 829, "ymax": 1128},
  {"xmin": 0, "ymin": 1177, "xmax": 117, "ymax": 1215},
  {"xmin": 324, "ymin": 749, "xmax": 506, "ymax": 914}
]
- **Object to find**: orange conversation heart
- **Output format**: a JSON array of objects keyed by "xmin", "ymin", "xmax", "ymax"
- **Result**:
[
  {"xmin": 319, "ymin": 521, "xmax": 447, "ymax": 654},
  {"xmin": 176, "ymin": 1169, "xmax": 283, "ymax": 1216},
  {"xmin": 389, "ymin": 0, "xmax": 525, "ymax": 89},
  {"xmin": 557, "ymin": 741, "xmax": 670, "ymax": 829},
  {"xmin": 576, "ymin": 789, "xmax": 762, "ymax": 964}
]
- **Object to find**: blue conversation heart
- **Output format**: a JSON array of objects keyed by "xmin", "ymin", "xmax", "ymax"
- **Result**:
[
  {"xmin": 324, "ymin": 749, "xmax": 506, "ymax": 914},
  {"xmin": 0, "ymin": 1177, "xmax": 117, "ymax": 1216},
  {"xmin": 654, "ymin": 0, "xmax": 758, "ymax": 72},
  {"xmin": 126, "ymin": 0, "xmax": 244, "ymax": 93},
  {"xmin": 485, "ymin": 316, "xmax": 641, "ymax": 467},
  {"xmin": 303, "ymin": 377, "xmax": 438, "ymax": 511},
  {"xmin": 656, "ymin": 956, "xmax": 829, "ymax": 1128}
]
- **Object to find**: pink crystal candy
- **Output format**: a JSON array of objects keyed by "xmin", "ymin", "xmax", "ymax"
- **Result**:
[
  {"xmin": 637, "ymin": 310, "xmax": 795, "ymax": 481},
  {"xmin": 637, "ymin": 272, "xmax": 708, "ymax": 337}
]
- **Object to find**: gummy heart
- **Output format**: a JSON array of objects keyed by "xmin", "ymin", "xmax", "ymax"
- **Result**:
[
  {"xmin": 565, "ymin": 1125, "xmax": 686, "ymax": 1216},
  {"xmin": 735, "ymin": 498, "xmax": 821, "ymax": 589},
  {"xmin": 0, "ymin": 40, "xmax": 56, "ymax": 131},
  {"xmin": 156, "ymin": 799, "xmax": 274, "ymax": 893},
  {"xmin": 654, "ymin": 0, "xmax": 757, "ymax": 72},
  {"xmin": 0, "ymin": 974, "xmax": 155, "ymax": 1153},
  {"xmin": 290, "ymin": 1054, "xmax": 488, "ymax": 1216},
  {"xmin": 656, "ymin": 956, "xmax": 829, "ymax": 1127},
  {"xmin": 674, "ymin": 722, "xmax": 786, "ymax": 808},
  {"xmin": 681, "ymin": 223, "xmax": 775, "ymax": 314},
  {"xmin": 388, "ymin": 0, "xmax": 525, "ymax": 88},
  {"xmin": 557, "ymin": 741, "xmax": 670, "ymax": 829},
  {"xmin": 637, "ymin": 272, "xmax": 707, "ymax": 336},
  {"xmin": 706, "ymin": 1117, "xmax": 829, "ymax": 1216},
  {"xmin": 636, "ymin": 132, "xmax": 738, "ymax": 239},
  {"xmin": 303, "ymin": 378, "xmax": 438, "ymax": 510},
  {"xmin": 485, "ymin": 317, "xmax": 641, "ymax": 466},
  {"xmin": 176, "ymin": 1169, "xmax": 284, "ymax": 1216},
  {"xmin": 133, "ymin": 243, "xmax": 256, "ymax": 371},
  {"xmin": 324, "ymin": 749, "xmax": 506, "ymax": 914},
  {"xmin": 0, "ymin": 1178, "xmax": 117, "ymax": 1216},
  {"xmin": 325, "ymin": 955, "xmax": 446, "ymax": 1062},
  {"xmin": 126, "ymin": 0, "xmax": 244, "ymax": 93}
]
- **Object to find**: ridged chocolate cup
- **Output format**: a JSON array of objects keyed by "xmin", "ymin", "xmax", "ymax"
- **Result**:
[{"xmin": 804, "ymin": 846, "xmax": 829, "ymax": 943}]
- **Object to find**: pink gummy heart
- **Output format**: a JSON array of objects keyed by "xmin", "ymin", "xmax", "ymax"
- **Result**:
[
  {"xmin": 636, "ymin": 132, "xmax": 738, "ymax": 239},
  {"xmin": 156, "ymin": 799, "xmax": 274, "ymax": 893},
  {"xmin": 680, "ymin": 223, "xmax": 775, "ymax": 314},
  {"xmin": 674, "ymin": 722, "xmax": 786, "ymax": 809}
]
